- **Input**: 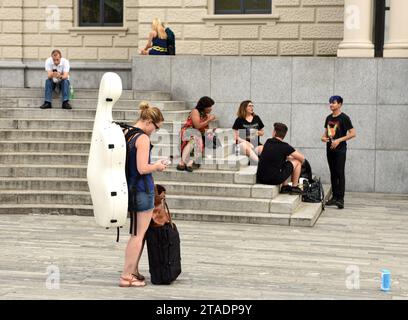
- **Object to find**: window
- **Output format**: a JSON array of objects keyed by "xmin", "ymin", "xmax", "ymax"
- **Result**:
[
  {"xmin": 215, "ymin": 0, "xmax": 271, "ymax": 14},
  {"xmin": 79, "ymin": 0, "xmax": 123, "ymax": 26}
]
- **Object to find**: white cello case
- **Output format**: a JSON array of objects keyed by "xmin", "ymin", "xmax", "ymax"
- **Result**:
[{"xmin": 87, "ymin": 72, "xmax": 128, "ymax": 229}]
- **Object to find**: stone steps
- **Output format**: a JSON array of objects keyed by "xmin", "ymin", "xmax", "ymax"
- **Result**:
[
  {"xmin": 171, "ymin": 208, "xmax": 291, "ymax": 226},
  {"xmin": 0, "ymin": 141, "xmax": 178, "ymax": 152},
  {"xmin": 0, "ymin": 190, "xmax": 92, "ymax": 205},
  {"xmin": 0, "ymin": 165, "xmax": 247, "ymax": 182},
  {"xmin": 0, "ymin": 118, "xmax": 180, "ymax": 131},
  {"xmin": 0, "ymin": 164, "xmax": 87, "ymax": 178},
  {"xmin": 11, "ymin": 98, "xmax": 188, "ymax": 111},
  {"xmin": 170, "ymin": 203, "xmax": 320, "ymax": 226},
  {"xmin": 0, "ymin": 177, "xmax": 89, "ymax": 192},
  {"xmin": 0, "ymin": 186, "xmax": 330, "ymax": 226},
  {"xmin": 165, "ymin": 154, "xmax": 249, "ymax": 171},
  {"xmin": 0, "ymin": 189, "xmax": 300, "ymax": 213},
  {"xmin": 0, "ymin": 129, "xmax": 94, "ymax": 141},
  {"xmin": 152, "ymin": 180, "xmax": 279, "ymax": 199},
  {"xmin": 0, "ymin": 108, "xmax": 190, "ymax": 122},
  {"xmin": 0, "ymin": 141, "xmax": 234, "ymax": 159},
  {"xmin": 0, "ymin": 87, "xmax": 330, "ymax": 227},
  {"xmin": 0, "ymin": 142, "xmax": 92, "ymax": 153},
  {"xmin": 0, "ymin": 88, "xmax": 172, "ymax": 101},
  {"xmin": 166, "ymin": 194, "xmax": 300, "ymax": 214},
  {"xmin": 153, "ymin": 168, "xmax": 244, "ymax": 184},
  {"xmin": 0, "ymin": 204, "xmax": 93, "ymax": 216},
  {"xmin": 0, "ymin": 152, "xmax": 90, "ymax": 165},
  {"xmin": 0, "ymin": 177, "xmax": 276, "ymax": 200},
  {"xmin": 0, "ymin": 129, "xmax": 178, "ymax": 142}
]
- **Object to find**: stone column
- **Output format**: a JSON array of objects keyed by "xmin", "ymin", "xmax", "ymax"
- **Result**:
[
  {"xmin": 337, "ymin": 0, "xmax": 374, "ymax": 57},
  {"xmin": 383, "ymin": 0, "xmax": 408, "ymax": 57}
]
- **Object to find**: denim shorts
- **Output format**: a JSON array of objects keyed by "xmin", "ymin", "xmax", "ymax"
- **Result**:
[{"xmin": 128, "ymin": 188, "xmax": 155, "ymax": 213}]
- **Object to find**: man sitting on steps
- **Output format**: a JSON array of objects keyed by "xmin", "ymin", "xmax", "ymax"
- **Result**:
[
  {"xmin": 256, "ymin": 122, "xmax": 305, "ymax": 195},
  {"xmin": 40, "ymin": 49, "xmax": 72, "ymax": 110}
]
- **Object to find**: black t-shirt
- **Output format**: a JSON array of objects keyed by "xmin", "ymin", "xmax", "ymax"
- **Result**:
[
  {"xmin": 257, "ymin": 137, "xmax": 295, "ymax": 178},
  {"xmin": 324, "ymin": 112, "xmax": 353, "ymax": 152},
  {"xmin": 232, "ymin": 115, "xmax": 265, "ymax": 146}
]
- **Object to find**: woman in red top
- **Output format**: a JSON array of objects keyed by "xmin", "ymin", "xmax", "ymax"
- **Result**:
[{"xmin": 177, "ymin": 96, "xmax": 216, "ymax": 172}]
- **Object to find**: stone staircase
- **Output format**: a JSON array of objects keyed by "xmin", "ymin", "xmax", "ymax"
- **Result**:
[{"xmin": 0, "ymin": 87, "xmax": 330, "ymax": 227}]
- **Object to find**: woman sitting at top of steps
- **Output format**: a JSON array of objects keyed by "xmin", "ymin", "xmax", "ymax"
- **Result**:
[
  {"xmin": 177, "ymin": 96, "xmax": 217, "ymax": 172},
  {"xmin": 140, "ymin": 18, "xmax": 168, "ymax": 55}
]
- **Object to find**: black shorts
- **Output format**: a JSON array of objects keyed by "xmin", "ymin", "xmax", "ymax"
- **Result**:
[{"xmin": 258, "ymin": 161, "xmax": 294, "ymax": 185}]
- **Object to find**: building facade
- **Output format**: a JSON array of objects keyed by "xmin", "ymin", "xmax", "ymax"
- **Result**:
[{"xmin": 0, "ymin": 0, "xmax": 346, "ymax": 60}]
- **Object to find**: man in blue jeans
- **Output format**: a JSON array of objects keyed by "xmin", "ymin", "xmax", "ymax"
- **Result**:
[{"xmin": 40, "ymin": 49, "xmax": 72, "ymax": 109}]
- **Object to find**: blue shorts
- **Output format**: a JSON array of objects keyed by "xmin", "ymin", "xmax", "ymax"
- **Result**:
[{"xmin": 128, "ymin": 188, "xmax": 155, "ymax": 213}]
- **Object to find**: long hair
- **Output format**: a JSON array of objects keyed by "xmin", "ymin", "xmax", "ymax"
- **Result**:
[
  {"xmin": 195, "ymin": 96, "xmax": 215, "ymax": 113},
  {"xmin": 237, "ymin": 100, "xmax": 255, "ymax": 119},
  {"xmin": 138, "ymin": 101, "xmax": 164, "ymax": 124},
  {"xmin": 152, "ymin": 18, "xmax": 167, "ymax": 40}
]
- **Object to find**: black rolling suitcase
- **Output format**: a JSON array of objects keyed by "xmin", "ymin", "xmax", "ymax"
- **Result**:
[
  {"xmin": 146, "ymin": 222, "xmax": 181, "ymax": 284},
  {"xmin": 146, "ymin": 185, "xmax": 181, "ymax": 284}
]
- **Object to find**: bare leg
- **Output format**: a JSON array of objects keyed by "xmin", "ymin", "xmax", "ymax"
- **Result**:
[
  {"xmin": 179, "ymin": 142, "xmax": 192, "ymax": 166},
  {"xmin": 241, "ymin": 141, "xmax": 259, "ymax": 163},
  {"xmin": 289, "ymin": 159, "xmax": 302, "ymax": 187},
  {"xmin": 121, "ymin": 209, "xmax": 153, "ymax": 285},
  {"xmin": 133, "ymin": 239, "xmax": 145, "ymax": 276},
  {"xmin": 133, "ymin": 210, "xmax": 153, "ymax": 271}
]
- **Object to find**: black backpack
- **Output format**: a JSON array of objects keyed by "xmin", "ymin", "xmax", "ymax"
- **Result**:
[
  {"xmin": 165, "ymin": 27, "xmax": 176, "ymax": 55},
  {"xmin": 113, "ymin": 122, "xmax": 150, "ymax": 242},
  {"xmin": 300, "ymin": 159, "xmax": 313, "ymax": 182},
  {"xmin": 302, "ymin": 176, "xmax": 325, "ymax": 209}
]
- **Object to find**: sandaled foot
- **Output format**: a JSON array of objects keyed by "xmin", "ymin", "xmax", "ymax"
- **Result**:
[
  {"xmin": 186, "ymin": 161, "xmax": 194, "ymax": 172},
  {"xmin": 176, "ymin": 163, "xmax": 186, "ymax": 171},
  {"xmin": 132, "ymin": 272, "xmax": 145, "ymax": 281},
  {"xmin": 119, "ymin": 275, "xmax": 146, "ymax": 287}
]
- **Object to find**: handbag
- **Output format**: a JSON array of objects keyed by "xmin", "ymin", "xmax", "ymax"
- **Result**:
[
  {"xmin": 151, "ymin": 184, "xmax": 172, "ymax": 227},
  {"xmin": 302, "ymin": 176, "xmax": 325, "ymax": 209}
]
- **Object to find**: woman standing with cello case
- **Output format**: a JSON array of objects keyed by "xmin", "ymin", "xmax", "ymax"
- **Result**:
[{"xmin": 145, "ymin": 184, "xmax": 182, "ymax": 284}]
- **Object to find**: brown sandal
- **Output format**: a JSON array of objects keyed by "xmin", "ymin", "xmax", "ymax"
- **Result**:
[
  {"xmin": 132, "ymin": 272, "xmax": 145, "ymax": 281},
  {"xmin": 119, "ymin": 275, "xmax": 146, "ymax": 287},
  {"xmin": 176, "ymin": 163, "xmax": 186, "ymax": 171}
]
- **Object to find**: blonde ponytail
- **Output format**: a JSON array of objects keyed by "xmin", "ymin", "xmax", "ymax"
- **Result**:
[{"xmin": 138, "ymin": 101, "xmax": 164, "ymax": 124}]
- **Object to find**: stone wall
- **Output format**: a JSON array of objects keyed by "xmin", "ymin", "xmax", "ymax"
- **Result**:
[
  {"xmin": 0, "ymin": 0, "xmax": 139, "ymax": 61},
  {"xmin": 0, "ymin": 0, "xmax": 344, "ymax": 60},
  {"xmin": 138, "ymin": 0, "xmax": 344, "ymax": 56},
  {"xmin": 133, "ymin": 55, "xmax": 408, "ymax": 194}
]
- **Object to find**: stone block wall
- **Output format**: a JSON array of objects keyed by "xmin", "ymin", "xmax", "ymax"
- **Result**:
[
  {"xmin": 138, "ymin": 0, "xmax": 344, "ymax": 56},
  {"xmin": 0, "ymin": 0, "xmax": 139, "ymax": 61},
  {"xmin": 0, "ymin": 0, "xmax": 344, "ymax": 60}
]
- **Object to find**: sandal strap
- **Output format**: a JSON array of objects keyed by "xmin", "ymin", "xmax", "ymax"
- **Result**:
[{"xmin": 120, "ymin": 276, "xmax": 133, "ymax": 287}]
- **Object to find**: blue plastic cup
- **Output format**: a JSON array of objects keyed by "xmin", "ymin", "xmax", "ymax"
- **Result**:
[{"xmin": 381, "ymin": 269, "xmax": 391, "ymax": 291}]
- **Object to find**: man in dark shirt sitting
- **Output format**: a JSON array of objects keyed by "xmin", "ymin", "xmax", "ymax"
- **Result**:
[{"xmin": 257, "ymin": 123, "xmax": 305, "ymax": 195}]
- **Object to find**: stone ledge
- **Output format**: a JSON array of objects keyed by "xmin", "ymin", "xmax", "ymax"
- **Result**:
[
  {"xmin": 203, "ymin": 14, "xmax": 280, "ymax": 26},
  {"xmin": 22, "ymin": 60, "xmax": 132, "ymax": 70}
]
